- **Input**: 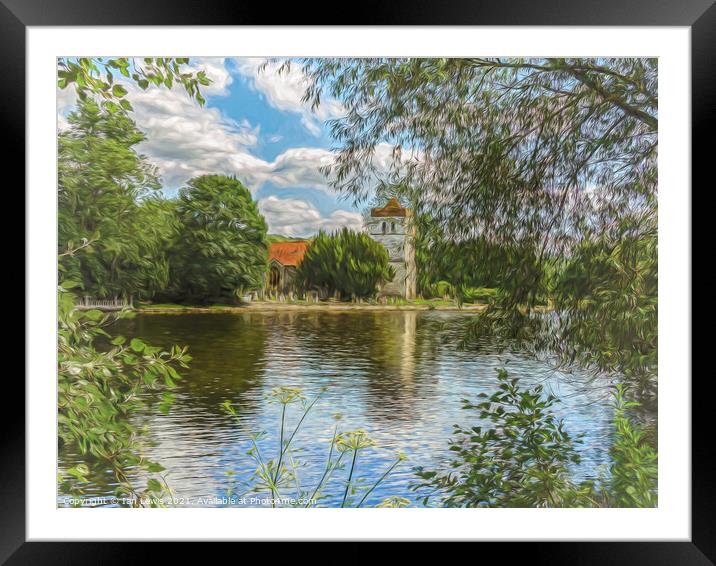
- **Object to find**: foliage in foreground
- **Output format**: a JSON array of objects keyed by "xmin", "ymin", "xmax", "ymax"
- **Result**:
[
  {"xmin": 604, "ymin": 384, "xmax": 658, "ymax": 507},
  {"xmin": 551, "ymin": 215, "xmax": 658, "ymax": 398},
  {"xmin": 58, "ymin": 57, "xmax": 210, "ymax": 114},
  {"xmin": 58, "ymin": 280, "xmax": 190, "ymax": 506},
  {"xmin": 298, "ymin": 57, "xmax": 658, "ymax": 401},
  {"xmin": 413, "ymin": 369, "xmax": 657, "ymax": 508},
  {"xmin": 222, "ymin": 387, "xmax": 407, "ymax": 508},
  {"xmin": 297, "ymin": 228, "xmax": 395, "ymax": 300}
]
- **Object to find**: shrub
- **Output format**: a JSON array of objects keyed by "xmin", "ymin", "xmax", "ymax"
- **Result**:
[
  {"xmin": 297, "ymin": 228, "xmax": 394, "ymax": 300},
  {"xmin": 413, "ymin": 369, "xmax": 597, "ymax": 507},
  {"xmin": 58, "ymin": 281, "xmax": 190, "ymax": 506},
  {"xmin": 459, "ymin": 286, "xmax": 498, "ymax": 304},
  {"xmin": 413, "ymin": 369, "xmax": 658, "ymax": 508}
]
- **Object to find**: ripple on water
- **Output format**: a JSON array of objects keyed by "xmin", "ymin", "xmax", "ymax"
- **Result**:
[{"xmin": 59, "ymin": 311, "xmax": 620, "ymax": 507}]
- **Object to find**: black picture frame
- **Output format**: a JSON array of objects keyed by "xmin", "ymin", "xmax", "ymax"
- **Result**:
[{"xmin": 8, "ymin": 0, "xmax": 707, "ymax": 560}]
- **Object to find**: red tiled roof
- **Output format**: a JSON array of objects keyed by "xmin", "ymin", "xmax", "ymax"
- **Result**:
[
  {"xmin": 268, "ymin": 241, "xmax": 309, "ymax": 267},
  {"xmin": 371, "ymin": 197, "xmax": 407, "ymax": 217}
]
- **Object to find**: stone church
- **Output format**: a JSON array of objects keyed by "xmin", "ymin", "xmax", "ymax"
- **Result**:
[{"xmin": 365, "ymin": 197, "xmax": 417, "ymax": 299}]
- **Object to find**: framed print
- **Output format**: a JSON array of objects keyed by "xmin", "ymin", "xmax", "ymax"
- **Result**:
[{"xmin": 8, "ymin": 0, "xmax": 709, "ymax": 559}]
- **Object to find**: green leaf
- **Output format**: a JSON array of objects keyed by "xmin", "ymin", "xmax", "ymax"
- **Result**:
[
  {"xmin": 60, "ymin": 280, "xmax": 81, "ymax": 290},
  {"xmin": 103, "ymin": 101, "xmax": 120, "ymax": 114},
  {"xmin": 146, "ymin": 479, "xmax": 163, "ymax": 493},
  {"xmin": 111, "ymin": 84, "xmax": 128, "ymax": 97}
]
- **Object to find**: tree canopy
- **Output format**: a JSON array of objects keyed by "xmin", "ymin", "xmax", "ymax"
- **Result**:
[
  {"xmin": 58, "ymin": 98, "xmax": 175, "ymax": 299},
  {"xmin": 169, "ymin": 175, "xmax": 269, "ymax": 303},
  {"xmin": 299, "ymin": 57, "xmax": 656, "ymax": 250},
  {"xmin": 295, "ymin": 57, "xmax": 658, "ymax": 395}
]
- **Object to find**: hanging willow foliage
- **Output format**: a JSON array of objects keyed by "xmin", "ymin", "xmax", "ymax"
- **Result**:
[{"xmin": 288, "ymin": 57, "xmax": 657, "ymax": 396}]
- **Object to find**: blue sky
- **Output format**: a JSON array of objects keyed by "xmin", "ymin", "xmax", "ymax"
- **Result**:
[{"xmin": 57, "ymin": 57, "xmax": 371, "ymax": 237}]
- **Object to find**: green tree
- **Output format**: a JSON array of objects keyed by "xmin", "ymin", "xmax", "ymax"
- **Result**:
[
  {"xmin": 300, "ymin": 57, "xmax": 656, "ymax": 248},
  {"xmin": 58, "ymin": 98, "xmax": 176, "ymax": 299},
  {"xmin": 297, "ymin": 228, "xmax": 394, "ymax": 300},
  {"xmin": 170, "ymin": 175, "xmax": 268, "ymax": 303},
  {"xmin": 56, "ymin": 57, "xmax": 209, "ymax": 505},
  {"xmin": 415, "ymin": 213, "xmax": 546, "ymax": 304},
  {"xmin": 297, "ymin": 57, "xmax": 658, "ymax": 391},
  {"xmin": 278, "ymin": 56, "xmax": 659, "ymax": 508},
  {"xmin": 56, "ymin": 58, "xmax": 208, "ymax": 504},
  {"xmin": 551, "ymin": 214, "xmax": 658, "ymax": 399}
]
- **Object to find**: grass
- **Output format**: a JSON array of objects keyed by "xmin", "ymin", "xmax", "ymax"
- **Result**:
[
  {"xmin": 137, "ymin": 302, "xmax": 243, "ymax": 311},
  {"xmin": 385, "ymin": 297, "xmax": 454, "ymax": 307},
  {"xmin": 136, "ymin": 302, "xmax": 188, "ymax": 310},
  {"xmin": 135, "ymin": 292, "xmax": 501, "ymax": 312}
]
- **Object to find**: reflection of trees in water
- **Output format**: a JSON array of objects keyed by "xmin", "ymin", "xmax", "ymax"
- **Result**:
[
  {"xmin": 121, "ymin": 313, "xmax": 269, "ymax": 424},
  {"xmin": 60, "ymin": 313, "xmax": 271, "ymax": 503},
  {"xmin": 261, "ymin": 311, "xmax": 445, "ymax": 423}
]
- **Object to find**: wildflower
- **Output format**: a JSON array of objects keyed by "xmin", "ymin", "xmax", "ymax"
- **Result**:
[
  {"xmin": 268, "ymin": 386, "xmax": 304, "ymax": 405},
  {"xmin": 336, "ymin": 429, "xmax": 375, "ymax": 452}
]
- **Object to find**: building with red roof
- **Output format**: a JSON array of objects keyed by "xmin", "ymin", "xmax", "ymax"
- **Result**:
[{"xmin": 266, "ymin": 240, "xmax": 310, "ymax": 293}]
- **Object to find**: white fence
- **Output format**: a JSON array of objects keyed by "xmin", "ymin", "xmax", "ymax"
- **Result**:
[{"xmin": 76, "ymin": 296, "xmax": 133, "ymax": 311}]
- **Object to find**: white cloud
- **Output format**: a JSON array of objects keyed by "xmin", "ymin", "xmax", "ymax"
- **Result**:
[
  {"xmin": 255, "ymin": 147, "xmax": 335, "ymax": 189},
  {"xmin": 56, "ymin": 59, "xmax": 349, "ymax": 192},
  {"xmin": 234, "ymin": 58, "xmax": 344, "ymax": 136},
  {"xmin": 236, "ymin": 144, "xmax": 403, "ymax": 196},
  {"xmin": 57, "ymin": 80, "xmax": 340, "ymax": 193},
  {"xmin": 56, "ymin": 86, "xmax": 76, "ymax": 131},
  {"xmin": 258, "ymin": 195, "xmax": 363, "ymax": 237},
  {"xmin": 126, "ymin": 82, "xmax": 263, "ymax": 189},
  {"xmin": 55, "ymin": 58, "xmax": 406, "ymax": 233},
  {"xmin": 56, "ymin": 57, "xmax": 233, "ymax": 131}
]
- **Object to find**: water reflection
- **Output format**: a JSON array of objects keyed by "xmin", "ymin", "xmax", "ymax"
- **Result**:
[{"xmin": 59, "ymin": 311, "xmax": 619, "ymax": 507}]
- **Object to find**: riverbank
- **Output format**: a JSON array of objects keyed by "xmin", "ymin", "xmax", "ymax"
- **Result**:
[{"xmin": 136, "ymin": 301, "xmax": 489, "ymax": 314}]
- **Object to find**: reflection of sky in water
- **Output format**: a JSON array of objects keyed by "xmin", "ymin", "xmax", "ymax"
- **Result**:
[{"xmin": 59, "ymin": 311, "xmax": 618, "ymax": 507}]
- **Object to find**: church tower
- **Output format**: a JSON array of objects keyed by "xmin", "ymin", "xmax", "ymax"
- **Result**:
[{"xmin": 365, "ymin": 197, "xmax": 417, "ymax": 299}]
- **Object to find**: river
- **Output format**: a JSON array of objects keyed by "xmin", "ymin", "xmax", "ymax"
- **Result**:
[{"xmin": 58, "ymin": 310, "xmax": 618, "ymax": 507}]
